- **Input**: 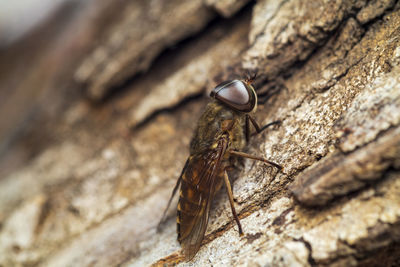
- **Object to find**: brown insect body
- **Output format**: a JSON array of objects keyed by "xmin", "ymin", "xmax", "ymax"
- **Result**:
[
  {"xmin": 158, "ymin": 79, "xmax": 281, "ymax": 260},
  {"xmin": 178, "ymin": 101, "xmax": 247, "ymax": 258}
]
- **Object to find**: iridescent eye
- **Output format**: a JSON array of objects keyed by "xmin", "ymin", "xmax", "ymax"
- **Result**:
[{"xmin": 210, "ymin": 80, "xmax": 257, "ymax": 112}]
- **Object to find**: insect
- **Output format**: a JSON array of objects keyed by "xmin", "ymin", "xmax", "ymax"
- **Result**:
[{"xmin": 158, "ymin": 77, "xmax": 282, "ymax": 260}]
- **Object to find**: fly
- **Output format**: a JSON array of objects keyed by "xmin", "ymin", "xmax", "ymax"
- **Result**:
[{"xmin": 158, "ymin": 76, "xmax": 282, "ymax": 260}]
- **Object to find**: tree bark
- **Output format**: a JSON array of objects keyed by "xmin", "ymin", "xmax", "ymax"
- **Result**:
[{"xmin": 0, "ymin": 0, "xmax": 400, "ymax": 266}]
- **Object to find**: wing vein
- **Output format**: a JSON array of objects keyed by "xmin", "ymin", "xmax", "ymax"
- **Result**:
[{"xmin": 179, "ymin": 136, "xmax": 229, "ymax": 260}]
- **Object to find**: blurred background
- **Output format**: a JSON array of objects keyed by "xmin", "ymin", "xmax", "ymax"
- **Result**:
[
  {"xmin": 0, "ymin": 0, "xmax": 118, "ymax": 178},
  {"xmin": 0, "ymin": 0, "xmax": 243, "ymax": 264},
  {"xmin": 0, "ymin": 0, "xmax": 73, "ymax": 47},
  {"xmin": 0, "ymin": 0, "xmax": 223, "ymax": 179}
]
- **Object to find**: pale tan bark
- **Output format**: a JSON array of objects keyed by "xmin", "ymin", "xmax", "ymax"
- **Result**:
[{"xmin": 0, "ymin": 0, "xmax": 399, "ymax": 266}]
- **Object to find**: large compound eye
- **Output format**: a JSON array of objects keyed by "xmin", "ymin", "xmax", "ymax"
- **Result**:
[{"xmin": 210, "ymin": 80, "xmax": 256, "ymax": 112}]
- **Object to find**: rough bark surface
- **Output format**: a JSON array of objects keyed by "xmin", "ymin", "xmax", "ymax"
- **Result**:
[{"xmin": 0, "ymin": 0, "xmax": 400, "ymax": 266}]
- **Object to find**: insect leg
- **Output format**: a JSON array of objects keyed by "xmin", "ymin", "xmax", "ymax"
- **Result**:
[
  {"xmin": 157, "ymin": 176, "xmax": 182, "ymax": 232},
  {"xmin": 229, "ymin": 150, "xmax": 282, "ymax": 170},
  {"xmin": 247, "ymin": 115, "xmax": 280, "ymax": 135},
  {"xmin": 245, "ymin": 115, "xmax": 250, "ymax": 142},
  {"xmin": 223, "ymin": 170, "xmax": 243, "ymax": 236}
]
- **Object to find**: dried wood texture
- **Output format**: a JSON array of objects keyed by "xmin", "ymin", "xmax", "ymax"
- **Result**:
[{"xmin": 0, "ymin": 0, "xmax": 400, "ymax": 266}]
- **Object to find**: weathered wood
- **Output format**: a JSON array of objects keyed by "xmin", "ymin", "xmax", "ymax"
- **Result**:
[{"xmin": 0, "ymin": 0, "xmax": 400, "ymax": 266}]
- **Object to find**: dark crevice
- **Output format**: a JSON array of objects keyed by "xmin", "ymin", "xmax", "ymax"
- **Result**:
[
  {"xmin": 254, "ymin": 4, "xmax": 373, "ymax": 93},
  {"xmin": 337, "ymin": 121, "xmax": 400, "ymax": 155},
  {"xmin": 291, "ymin": 16, "xmax": 364, "ymax": 91},
  {"xmin": 357, "ymin": 241, "xmax": 400, "ymax": 267},
  {"xmin": 314, "ymin": 54, "xmax": 364, "ymax": 93},
  {"xmin": 270, "ymin": 5, "xmax": 400, "ymax": 208},
  {"xmin": 356, "ymin": 0, "xmax": 398, "ymax": 31},
  {"xmin": 336, "ymin": 224, "xmax": 400, "ymax": 266},
  {"xmin": 34, "ymin": 198, "xmax": 52, "ymax": 235},
  {"xmin": 255, "ymin": 18, "xmax": 339, "ymax": 83},
  {"xmin": 131, "ymin": 92, "xmax": 205, "ymax": 131},
  {"xmin": 92, "ymin": 1, "xmax": 257, "ymax": 104},
  {"xmin": 296, "ymin": 237, "xmax": 317, "ymax": 266},
  {"xmin": 272, "ymin": 207, "xmax": 294, "ymax": 226},
  {"xmin": 294, "ymin": 167, "xmax": 400, "ymax": 214}
]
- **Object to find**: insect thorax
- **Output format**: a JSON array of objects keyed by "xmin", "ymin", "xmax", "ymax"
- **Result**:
[{"xmin": 189, "ymin": 101, "xmax": 247, "ymax": 155}]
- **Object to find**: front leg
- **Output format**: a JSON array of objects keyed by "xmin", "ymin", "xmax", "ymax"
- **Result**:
[
  {"xmin": 223, "ymin": 169, "xmax": 243, "ymax": 236},
  {"xmin": 229, "ymin": 150, "xmax": 282, "ymax": 170},
  {"xmin": 245, "ymin": 115, "xmax": 281, "ymax": 142}
]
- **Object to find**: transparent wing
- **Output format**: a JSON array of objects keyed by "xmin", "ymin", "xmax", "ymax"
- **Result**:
[{"xmin": 177, "ymin": 138, "xmax": 228, "ymax": 260}]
